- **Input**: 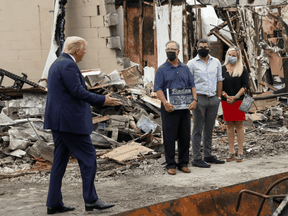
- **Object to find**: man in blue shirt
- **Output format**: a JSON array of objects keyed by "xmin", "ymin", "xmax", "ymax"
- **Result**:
[
  {"xmin": 187, "ymin": 39, "xmax": 225, "ymax": 168},
  {"xmin": 154, "ymin": 41, "xmax": 197, "ymax": 175}
]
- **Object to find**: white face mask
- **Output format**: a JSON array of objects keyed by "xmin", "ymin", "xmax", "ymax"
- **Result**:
[{"xmin": 228, "ymin": 56, "xmax": 237, "ymax": 64}]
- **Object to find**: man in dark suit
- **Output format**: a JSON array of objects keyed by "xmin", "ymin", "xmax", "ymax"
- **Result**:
[{"xmin": 44, "ymin": 36, "xmax": 121, "ymax": 214}]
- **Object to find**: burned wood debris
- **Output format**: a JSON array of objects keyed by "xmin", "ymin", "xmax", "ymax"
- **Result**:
[
  {"xmin": 198, "ymin": 2, "xmax": 288, "ymax": 98},
  {"xmin": 3, "ymin": 1, "xmax": 288, "ymax": 180},
  {"xmin": 2, "ymin": 63, "xmax": 288, "ymax": 180},
  {"xmin": 0, "ymin": 65, "xmax": 166, "ymax": 179}
]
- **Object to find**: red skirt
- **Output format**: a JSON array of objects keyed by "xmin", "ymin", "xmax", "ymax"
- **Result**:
[{"xmin": 221, "ymin": 100, "xmax": 245, "ymax": 121}]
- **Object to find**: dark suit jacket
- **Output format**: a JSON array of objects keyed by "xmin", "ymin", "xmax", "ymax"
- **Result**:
[{"xmin": 44, "ymin": 53, "xmax": 105, "ymax": 135}]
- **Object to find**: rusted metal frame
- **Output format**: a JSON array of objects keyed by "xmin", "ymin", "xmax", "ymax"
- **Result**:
[
  {"xmin": 259, "ymin": 81, "xmax": 278, "ymax": 91},
  {"xmin": 236, "ymin": 189, "xmax": 286, "ymax": 212},
  {"xmin": 224, "ymin": 10, "xmax": 239, "ymax": 47},
  {"xmin": 168, "ymin": 0, "xmax": 172, "ymax": 40},
  {"xmin": 283, "ymin": 59, "xmax": 288, "ymax": 93},
  {"xmin": 268, "ymin": 13, "xmax": 288, "ymax": 54},
  {"xmin": 198, "ymin": 8, "xmax": 202, "ymax": 39},
  {"xmin": 242, "ymin": 48, "xmax": 253, "ymax": 74},
  {"xmin": 139, "ymin": 0, "xmax": 144, "ymax": 73},
  {"xmin": 188, "ymin": 4, "xmax": 207, "ymax": 9},
  {"xmin": 207, "ymin": 15, "xmax": 238, "ymax": 37},
  {"xmin": 254, "ymin": 11, "xmax": 263, "ymax": 91},
  {"xmin": 143, "ymin": 1, "xmax": 153, "ymax": 6},
  {"xmin": 226, "ymin": 7, "xmax": 238, "ymax": 12},
  {"xmin": 153, "ymin": 0, "xmax": 157, "ymax": 71},
  {"xmin": 253, "ymin": 92, "xmax": 288, "ymax": 100},
  {"xmin": 182, "ymin": 0, "xmax": 189, "ymax": 64},
  {"xmin": 209, "ymin": 24, "xmax": 243, "ymax": 37},
  {"xmin": 123, "ymin": 0, "xmax": 128, "ymax": 58},
  {"xmin": 256, "ymin": 176, "xmax": 288, "ymax": 216},
  {"xmin": 189, "ymin": 12, "xmax": 195, "ymax": 60},
  {"xmin": 210, "ymin": 30, "xmax": 234, "ymax": 47}
]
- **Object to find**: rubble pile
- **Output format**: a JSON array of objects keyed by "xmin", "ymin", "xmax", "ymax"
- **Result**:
[{"xmin": 1, "ymin": 65, "xmax": 288, "ymax": 183}]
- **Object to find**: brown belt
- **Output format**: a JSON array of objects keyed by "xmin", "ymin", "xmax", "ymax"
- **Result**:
[{"xmin": 197, "ymin": 94, "xmax": 215, "ymax": 98}]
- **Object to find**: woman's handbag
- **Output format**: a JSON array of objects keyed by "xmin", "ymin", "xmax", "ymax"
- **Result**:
[{"xmin": 238, "ymin": 92, "xmax": 254, "ymax": 113}]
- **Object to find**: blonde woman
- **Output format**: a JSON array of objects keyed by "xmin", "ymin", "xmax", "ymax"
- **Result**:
[{"xmin": 221, "ymin": 46, "xmax": 249, "ymax": 163}]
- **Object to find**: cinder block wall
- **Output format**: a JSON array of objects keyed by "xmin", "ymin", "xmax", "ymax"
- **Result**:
[
  {"xmin": 65, "ymin": 0, "xmax": 122, "ymax": 74},
  {"xmin": 0, "ymin": 0, "xmax": 121, "ymax": 87},
  {"xmin": 0, "ymin": 0, "xmax": 54, "ymax": 86}
]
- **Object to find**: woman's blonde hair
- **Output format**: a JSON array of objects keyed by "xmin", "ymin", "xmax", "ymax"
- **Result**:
[
  {"xmin": 223, "ymin": 46, "xmax": 243, "ymax": 77},
  {"xmin": 62, "ymin": 36, "xmax": 87, "ymax": 55}
]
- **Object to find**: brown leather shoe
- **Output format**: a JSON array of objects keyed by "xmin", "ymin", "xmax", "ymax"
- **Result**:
[
  {"xmin": 180, "ymin": 166, "xmax": 191, "ymax": 173},
  {"xmin": 167, "ymin": 168, "xmax": 176, "ymax": 175}
]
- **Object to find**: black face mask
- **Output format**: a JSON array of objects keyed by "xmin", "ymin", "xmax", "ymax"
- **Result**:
[
  {"xmin": 166, "ymin": 52, "xmax": 177, "ymax": 61},
  {"xmin": 198, "ymin": 49, "xmax": 209, "ymax": 58}
]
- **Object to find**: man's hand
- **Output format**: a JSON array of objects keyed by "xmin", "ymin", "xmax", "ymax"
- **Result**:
[
  {"xmin": 164, "ymin": 102, "xmax": 176, "ymax": 112},
  {"xmin": 103, "ymin": 92, "xmax": 122, "ymax": 106},
  {"xmin": 188, "ymin": 100, "xmax": 197, "ymax": 110},
  {"xmin": 227, "ymin": 96, "xmax": 236, "ymax": 105}
]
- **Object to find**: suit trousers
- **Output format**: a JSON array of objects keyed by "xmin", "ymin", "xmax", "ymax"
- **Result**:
[
  {"xmin": 161, "ymin": 107, "xmax": 191, "ymax": 169},
  {"xmin": 192, "ymin": 95, "xmax": 220, "ymax": 161},
  {"xmin": 46, "ymin": 130, "xmax": 98, "ymax": 208}
]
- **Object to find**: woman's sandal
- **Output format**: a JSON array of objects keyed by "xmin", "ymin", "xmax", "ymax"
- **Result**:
[
  {"xmin": 236, "ymin": 154, "xmax": 243, "ymax": 163},
  {"xmin": 226, "ymin": 153, "xmax": 235, "ymax": 162}
]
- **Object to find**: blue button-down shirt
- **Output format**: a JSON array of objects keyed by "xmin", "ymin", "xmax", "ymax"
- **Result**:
[
  {"xmin": 154, "ymin": 60, "xmax": 195, "ymax": 98},
  {"xmin": 187, "ymin": 54, "xmax": 223, "ymax": 97}
]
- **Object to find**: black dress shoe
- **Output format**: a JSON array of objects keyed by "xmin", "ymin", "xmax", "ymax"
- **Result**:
[
  {"xmin": 47, "ymin": 205, "xmax": 75, "ymax": 214},
  {"xmin": 192, "ymin": 159, "xmax": 211, "ymax": 168},
  {"xmin": 85, "ymin": 199, "xmax": 115, "ymax": 211},
  {"xmin": 204, "ymin": 156, "xmax": 225, "ymax": 164}
]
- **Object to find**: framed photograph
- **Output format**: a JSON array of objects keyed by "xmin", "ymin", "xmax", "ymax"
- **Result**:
[{"xmin": 166, "ymin": 88, "xmax": 193, "ymax": 110}]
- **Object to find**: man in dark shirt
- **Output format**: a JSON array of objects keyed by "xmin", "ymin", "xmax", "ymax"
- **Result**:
[{"xmin": 154, "ymin": 40, "xmax": 197, "ymax": 175}]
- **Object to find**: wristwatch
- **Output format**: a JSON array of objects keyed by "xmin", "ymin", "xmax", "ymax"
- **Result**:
[{"xmin": 193, "ymin": 98, "xmax": 198, "ymax": 102}]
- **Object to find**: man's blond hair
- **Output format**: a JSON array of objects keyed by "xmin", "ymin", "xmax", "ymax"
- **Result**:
[{"xmin": 62, "ymin": 36, "xmax": 87, "ymax": 55}]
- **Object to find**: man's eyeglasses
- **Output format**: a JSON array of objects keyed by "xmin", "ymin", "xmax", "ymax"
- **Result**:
[
  {"xmin": 165, "ymin": 48, "xmax": 178, "ymax": 52},
  {"xmin": 198, "ymin": 46, "xmax": 209, "ymax": 50}
]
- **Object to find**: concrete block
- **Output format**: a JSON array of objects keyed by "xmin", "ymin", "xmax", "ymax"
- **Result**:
[
  {"xmin": 23, "ymin": 40, "xmax": 41, "ymax": 50},
  {"xmin": 26, "ymin": 140, "xmax": 54, "ymax": 162},
  {"xmin": 97, "ymin": 48, "xmax": 116, "ymax": 58},
  {"xmin": 89, "ymin": 37, "xmax": 107, "ymax": 49},
  {"xmin": 91, "ymin": 16, "xmax": 105, "ymax": 28},
  {"xmin": 271, "ymin": 107, "xmax": 283, "ymax": 116},
  {"xmin": 98, "ymin": 4, "xmax": 106, "ymax": 16},
  {"xmin": 82, "ymin": 5, "xmax": 97, "ymax": 17},
  {"xmin": 8, "ymin": 129, "xmax": 34, "ymax": 151},
  {"xmin": 104, "ymin": 13, "xmax": 119, "ymax": 26},
  {"xmin": 98, "ymin": 27, "xmax": 111, "ymax": 38},
  {"xmin": 76, "ymin": 17, "xmax": 91, "ymax": 28},
  {"xmin": 106, "ymin": 36, "xmax": 121, "ymax": 49},
  {"xmin": 105, "ymin": 4, "xmax": 116, "ymax": 13},
  {"xmin": 18, "ymin": 50, "xmax": 42, "ymax": 61},
  {"xmin": 1, "ymin": 51, "xmax": 18, "ymax": 60},
  {"xmin": 99, "ymin": 58, "xmax": 121, "ymax": 74},
  {"xmin": 14, "ymin": 20, "xmax": 38, "ymax": 31},
  {"xmin": 136, "ymin": 115, "xmax": 158, "ymax": 133},
  {"xmin": 105, "ymin": 0, "xmax": 115, "ymax": 4},
  {"xmin": 79, "ymin": 28, "xmax": 99, "ymax": 39}
]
